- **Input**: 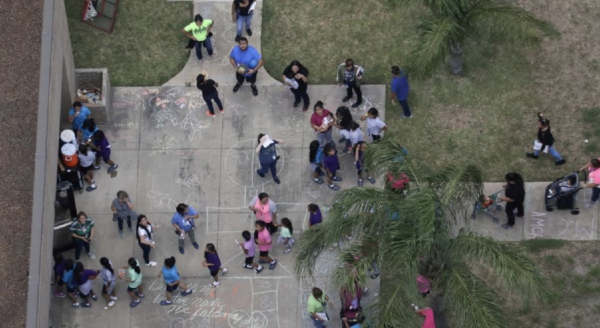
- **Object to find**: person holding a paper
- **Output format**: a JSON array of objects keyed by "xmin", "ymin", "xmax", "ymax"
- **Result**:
[
  {"xmin": 526, "ymin": 112, "xmax": 566, "ymax": 165},
  {"xmin": 282, "ymin": 60, "xmax": 310, "ymax": 111},
  {"xmin": 255, "ymin": 133, "xmax": 282, "ymax": 184},
  {"xmin": 308, "ymin": 287, "xmax": 333, "ymax": 328},
  {"xmin": 232, "ymin": 0, "xmax": 256, "ymax": 42}
]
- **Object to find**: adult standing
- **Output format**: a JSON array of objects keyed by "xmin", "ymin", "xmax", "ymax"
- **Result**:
[
  {"xmin": 182, "ymin": 14, "xmax": 214, "ymax": 61},
  {"xmin": 311, "ymin": 101, "xmax": 335, "ymax": 148},
  {"xmin": 230, "ymin": 37, "xmax": 263, "ymax": 96},
  {"xmin": 111, "ymin": 190, "xmax": 135, "ymax": 238},
  {"xmin": 231, "ymin": 0, "xmax": 256, "ymax": 42},
  {"xmin": 526, "ymin": 112, "xmax": 566, "ymax": 165},
  {"xmin": 67, "ymin": 101, "xmax": 91, "ymax": 139},
  {"xmin": 307, "ymin": 287, "xmax": 333, "ymax": 328},
  {"xmin": 500, "ymin": 173, "xmax": 525, "ymax": 229},
  {"xmin": 579, "ymin": 158, "xmax": 600, "ymax": 209},
  {"xmin": 171, "ymin": 203, "xmax": 200, "ymax": 254},
  {"xmin": 282, "ymin": 60, "xmax": 310, "ymax": 111},
  {"xmin": 390, "ymin": 66, "xmax": 412, "ymax": 118},
  {"xmin": 255, "ymin": 134, "xmax": 282, "ymax": 185},
  {"xmin": 157, "ymin": 256, "xmax": 193, "ymax": 306},
  {"xmin": 78, "ymin": 144, "xmax": 97, "ymax": 192},
  {"xmin": 137, "ymin": 215, "xmax": 158, "ymax": 267},
  {"xmin": 196, "ymin": 73, "xmax": 224, "ymax": 117},
  {"xmin": 248, "ymin": 192, "xmax": 278, "ymax": 234},
  {"xmin": 70, "ymin": 211, "xmax": 96, "ymax": 261},
  {"xmin": 337, "ymin": 59, "xmax": 364, "ymax": 108}
]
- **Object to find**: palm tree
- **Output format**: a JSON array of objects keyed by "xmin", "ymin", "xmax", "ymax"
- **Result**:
[
  {"xmin": 407, "ymin": 0, "xmax": 558, "ymax": 76},
  {"xmin": 295, "ymin": 139, "xmax": 547, "ymax": 328}
]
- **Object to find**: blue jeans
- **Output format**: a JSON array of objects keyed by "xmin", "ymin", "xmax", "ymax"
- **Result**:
[
  {"xmin": 398, "ymin": 99, "xmax": 411, "ymax": 117},
  {"xmin": 533, "ymin": 146, "xmax": 563, "ymax": 161},
  {"xmin": 236, "ymin": 12, "xmax": 254, "ymax": 35},
  {"xmin": 311, "ymin": 316, "xmax": 325, "ymax": 328},
  {"xmin": 195, "ymin": 37, "xmax": 213, "ymax": 60},
  {"xmin": 258, "ymin": 160, "xmax": 277, "ymax": 179},
  {"xmin": 72, "ymin": 237, "xmax": 90, "ymax": 260},
  {"xmin": 202, "ymin": 92, "xmax": 223, "ymax": 114},
  {"xmin": 592, "ymin": 187, "xmax": 600, "ymax": 203}
]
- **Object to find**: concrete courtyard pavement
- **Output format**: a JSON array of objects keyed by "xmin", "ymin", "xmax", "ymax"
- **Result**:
[{"xmin": 50, "ymin": 84, "xmax": 385, "ymax": 328}]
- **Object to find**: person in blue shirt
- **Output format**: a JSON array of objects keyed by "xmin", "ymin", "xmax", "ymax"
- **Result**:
[
  {"xmin": 67, "ymin": 101, "xmax": 91, "ymax": 137},
  {"xmin": 61, "ymin": 259, "xmax": 81, "ymax": 308},
  {"xmin": 390, "ymin": 66, "xmax": 412, "ymax": 118},
  {"xmin": 171, "ymin": 203, "xmax": 200, "ymax": 254},
  {"xmin": 229, "ymin": 37, "xmax": 263, "ymax": 96},
  {"xmin": 157, "ymin": 256, "xmax": 193, "ymax": 305}
]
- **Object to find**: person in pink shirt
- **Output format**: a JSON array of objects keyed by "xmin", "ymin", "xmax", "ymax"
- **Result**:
[
  {"xmin": 254, "ymin": 221, "xmax": 277, "ymax": 270},
  {"xmin": 248, "ymin": 193, "xmax": 278, "ymax": 234},
  {"xmin": 416, "ymin": 275, "xmax": 431, "ymax": 297},
  {"xmin": 579, "ymin": 158, "xmax": 600, "ymax": 209},
  {"xmin": 417, "ymin": 308, "xmax": 436, "ymax": 328},
  {"xmin": 310, "ymin": 101, "xmax": 335, "ymax": 147}
]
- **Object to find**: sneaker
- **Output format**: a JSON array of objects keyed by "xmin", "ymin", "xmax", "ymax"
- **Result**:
[
  {"xmin": 251, "ymin": 85, "xmax": 259, "ymax": 96},
  {"xmin": 180, "ymin": 289, "xmax": 193, "ymax": 296},
  {"xmin": 269, "ymin": 260, "xmax": 278, "ymax": 270},
  {"xmin": 284, "ymin": 248, "xmax": 291, "ymax": 254},
  {"xmin": 246, "ymin": 28, "xmax": 253, "ymax": 36},
  {"xmin": 53, "ymin": 291, "xmax": 66, "ymax": 298},
  {"xmin": 130, "ymin": 299, "xmax": 141, "ymax": 308},
  {"xmin": 91, "ymin": 294, "xmax": 98, "ymax": 301},
  {"xmin": 233, "ymin": 84, "xmax": 241, "ymax": 93},
  {"xmin": 71, "ymin": 303, "xmax": 80, "ymax": 308},
  {"xmin": 220, "ymin": 109, "xmax": 225, "ymax": 115},
  {"xmin": 160, "ymin": 300, "xmax": 173, "ymax": 306},
  {"xmin": 87, "ymin": 253, "xmax": 96, "ymax": 260},
  {"xmin": 526, "ymin": 153, "xmax": 539, "ymax": 159},
  {"xmin": 107, "ymin": 300, "xmax": 115, "ymax": 308},
  {"xmin": 235, "ymin": 35, "xmax": 241, "ymax": 42},
  {"xmin": 119, "ymin": 230, "xmax": 124, "ymax": 238},
  {"xmin": 329, "ymin": 184, "xmax": 340, "ymax": 191},
  {"xmin": 128, "ymin": 226, "xmax": 134, "ymax": 234},
  {"xmin": 110, "ymin": 296, "xmax": 118, "ymax": 301},
  {"xmin": 314, "ymin": 178, "xmax": 324, "ymax": 185},
  {"xmin": 212, "ymin": 281, "xmax": 220, "ymax": 287},
  {"xmin": 145, "ymin": 261, "xmax": 157, "ymax": 267},
  {"xmin": 244, "ymin": 264, "xmax": 253, "ymax": 269},
  {"xmin": 368, "ymin": 177, "xmax": 376, "ymax": 184},
  {"xmin": 107, "ymin": 164, "xmax": 119, "ymax": 172},
  {"xmin": 179, "ymin": 247, "xmax": 185, "ymax": 254},
  {"xmin": 258, "ymin": 259, "xmax": 268, "ymax": 264},
  {"xmin": 555, "ymin": 159, "xmax": 566, "ymax": 166},
  {"xmin": 92, "ymin": 166, "xmax": 101, "ymax": 170},
  {"xmin": 206, "ymin": 111, "xmax": 215, "ymax": 117},
  {"xmin": 135, "ymin": 292, "xmax": 145, "ymax": 299},
  {"xmin": 86, "ymin": 185, "xmax": 97, "ymax": 192},
  {"xmin": 358, "ymin": 179, "xmax": 364, "ymax": 187},
  {"xmin": 332, "ymin": 176, "xmax": 343, "ymax": 182},
  {"xmin": 255, "ymin": 265, "xmax": 264, "ymax": 274},
  {"xmin": 82, "ymin": 303, "xmax": 92, "ymax": 308},
  {"xmin": 273, "ymin": 177, "xmax": 281, "ymax": 185},
  {"xmin": 293, "ymin": 100, "xmax": 301, "ymax": 108},
  {"xmin": 401, "ymin": 115, "xmax": 413, "ymax": 118},
  {"xmin": 222, "ymin": 267, "xmax": 229, "ymax": 275},
  {"xmin": 351, "ymin": 102, "xmax": 361, "ymax": 108},
  {"xmin": 342, "ymin": 96, "xmax": 351, "ymax": 102},
  {"xmin": 193, "ymin": 242, "xmax": 199, "ymax": 250},
  {"xmin": 585, "ymin": 202, "xmax": 597, "ymax": 209},
  {"xmin": 501, "ymin": 223, "xmax": 514, "ymax": 229},
  {"xmin": 302, "ymin": 106, "xmax": 309, "ymax": 112},
  {"xmin": 256, "ymin": 170, "xmax": 265, "ymax": 178}
]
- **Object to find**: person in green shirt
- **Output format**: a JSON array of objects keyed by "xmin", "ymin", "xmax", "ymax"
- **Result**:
[
  {"xmin": 182, "ymin": 14, "xmax": 214, "ymax": 60},
  {"xmin": 119, "ymin": 258, "xmax": 145, "ymax": 308},
  {"xmin": 69, "ymin": 211, "xmax": 96, "ymax": 260},
  {"xmin": 307, "ymin": 287, "xmax": 333, "ymax": 328}
]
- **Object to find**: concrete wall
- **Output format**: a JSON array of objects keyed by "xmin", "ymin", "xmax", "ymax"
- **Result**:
[{"xmin": 27, "ymin": 0, "xmax": 77, "ymax": 327}]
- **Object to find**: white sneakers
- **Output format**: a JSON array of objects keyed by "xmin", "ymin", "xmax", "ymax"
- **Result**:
[{"xmin": 145, "ymin": 261, "xmax": 157, "ymax": 267}]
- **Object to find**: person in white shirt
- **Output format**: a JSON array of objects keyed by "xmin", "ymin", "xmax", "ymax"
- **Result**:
[
  {"xmin": 360, "ymin": 107, "xmax": 388, "ymax": 142},
  {"xmin": 77, "ymin": 144, "xmax": 97, "ymax": 191},
  {"xmin": 339, "ymin": 121, "xmax": 364, "ymax": 153},
  {"xmin": 136, "ymin": 215, "xmax": 158, "ymax": 267}
]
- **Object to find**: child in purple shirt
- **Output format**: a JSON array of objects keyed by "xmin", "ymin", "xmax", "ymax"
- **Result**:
[
  {"xmin": 241, "ymin": 230, "xmax": 263, "ymax": 273},
  {"xmin": 53, "ymin": 253, "xmax": 66, "ymax": 298},
  {"xmin": 323, "ymin": 144, "xmax": 342, "ymax": 190},
  {"xmin": 307, "ymin": 204, "xmax": 322, "ymax": 228},
  {"xmin": 91, "ymin": 130, "xmax": 119, "ymax": 173},
  {"xmin": 202, "ymin": 243, "xmax": 228, "ymax": 287}
]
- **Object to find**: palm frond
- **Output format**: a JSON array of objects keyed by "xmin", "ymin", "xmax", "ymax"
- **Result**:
[
  {"xmin": 449, "ymin": 233, "xmax": 548, "ymax": 301},
  {"xmin": 419, "ymin": 0, "xmax": 477, "ymax": 18},
  {"xmin": 407, "ymin": 17, "xmax": 465, "ymax": 78},
  {"xmin": 441, "ymin": 265, "xmax": 507, "ymax": 328},
  {"xmin": 467, "ymin": 1, "xmax": 559, "ymax": 46}
]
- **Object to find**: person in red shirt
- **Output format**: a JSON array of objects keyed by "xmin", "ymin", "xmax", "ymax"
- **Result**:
[{"xmin": 310, "ymin": 101, "xmax": 335, "ymax": 148}]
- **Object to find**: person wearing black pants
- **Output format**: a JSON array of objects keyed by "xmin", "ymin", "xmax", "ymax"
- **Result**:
[
  {"xmin": 197, "ymin": 73, "xmax": 224, "ymax": 117},
  {"xmin": 255, "ymin": 133, "xmax": 282, "ymax": 185},
  {"xmin": 136, "ymin": 215, "xmax": 158, "ymax": 267},
  {"xmin": 500, "ymin": 173, "xmax": 525, "ymax": 229},
  {"xmin": 282, "ymin": 60, "xmax": 310, "ymax": 111},
  {"xmin": 337, "ymin": 59, "xmax": 364, "ymax": 108}
]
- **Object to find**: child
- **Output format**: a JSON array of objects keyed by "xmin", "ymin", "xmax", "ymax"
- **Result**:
[
  {"xmin": 77, "ymin": 144, "xmax": 97, "ymax": 192},
  {"xmin": 158, "ymin": 256, "xmax": 193, "ymax": 305},
  {"xmin": 277, "ymin": 218, "xmax": 294, "ymax": 254},
  {"xmin": 255, "ymin": 220, "xmax": 278, "ymax": 270},
  {"xmin": 323, "ymin": 143, "xmax": 342, "ymax": 190},
  {"xmin": 100, "ymin": 257, "xmax": 117, "ymax": 309},
  {"xmin": 309, "ymin": 140, "xmax": 325, "ymax": 184},
  {"xmin": 53, "ymin": 253, "xmax": 66, "ymax": 298},
  {"xmin": 241, "ymin": 231, "xmax": 264, "ymax": 273},
  {"xmin": 203, "ymin": 243, "xmax": 228, "ymax": 287},
  {"xmin": 339, "ymin": 121, "xmax": 364, "ymax": 153},
  {"xmin": 62, "ymin": 259, "xmax": 80, "ymax": 308},
  {"xmin": 307, "ymin": 203, "xmax": 323, "ymax": 228},
  {"xmin": 90, "ymin": 130, "xmax": 118, "ymax": 173},
  {"xmin": 354, "ymin": 141, "xmax": 376, "ymax": 187},
  {"xmin": 548, "ymin": 176, "xmax": 577, "ymax": 198},
  {"xmin": 360, "ymin": 107, "xmax": 388, "ymax": 142},
  {"xmin": 119, "ymin": 257, "xmax": 144, "ymax": 308},
  {"xmin": 72, "ymin": 262, "xmax": 98, "ymax": 308}
]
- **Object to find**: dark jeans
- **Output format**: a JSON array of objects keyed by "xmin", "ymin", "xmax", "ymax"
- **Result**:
[
  {"xmin": 399, "ymin": 99, "xmax": 411, "ymax": 117},
  {"xmin": 117, "ymin": 216, "xmax": 132, "ymax": 231},
  {"xmin": 192, "ymin": 37, "xmax": 213, "ymax": 60},
  {"xmin": 139, "ymin": 243, "xmax": 152, "ymax": 264},
  {"xmin": 592, "ymin": 187, "xmax": 600, "ymax": 202},
  {"xmin": 73, "ymin": 237, "xmax": 90, "ymax": 260},
  {"xmin": 291, "ymin": 88, "xmax": 310, "ymax": 109},
  {"xmin": 258, "ymin": 160, "xmax": 277, "ymax": 179},
  {"xmin": 236, "ymin": 72, "xmax": 258, "ymax": 85},
  {"xmin": 346, "ymin": 82, "xmax": 362, "ymax": 104},
  {"xmin": 203, "ymin": 92, "xmax": 224, "ymax": 114},
  {"xmin": 505, "ymin": 202, "xmax": 524, "ymax": 226}
]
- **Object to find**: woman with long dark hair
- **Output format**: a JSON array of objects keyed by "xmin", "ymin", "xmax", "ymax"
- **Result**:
[
  {"xmin": 526, "ymin": 112, "xmax": 566, "ymax": 165},
  {"xmin": 100, "ymin": 257, "xmax": 117, "ymax": 308},
  {"xmin": 308, "ymin": 140, "xmax": 325, "ymax": 184},
  {"xmin": 282, "ymin": 60, "xmax": 310, "ymax": 111},
  {"xmin": 120, "ymin": 257, "xmax": 144, "ymax": 308},
  {"xmin": 136, "ymin": 214, "xmax": 157, "ymax": 267},
  {"xmin": 197, "ymin": 73, "xmax": 224, "ymax": 117}
]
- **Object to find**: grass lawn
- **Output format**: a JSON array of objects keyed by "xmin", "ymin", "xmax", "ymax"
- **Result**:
[
  {"xmin": 262, "ymin": 0, "xmax": 600, "ymax": 182},
  {"xmin": 65, "ymin": 0, "xmax": 193, "ymax": 86}
]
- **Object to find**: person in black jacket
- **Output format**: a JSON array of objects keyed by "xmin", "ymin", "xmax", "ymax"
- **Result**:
[
  {"xmin": 500, "ymin": 173, "xmax": 525, "ymax": 229},
  {"xmin": 282, "ymin": 60, "xmax": 310, "ymax": 111},
  {"xmin": 526, "ymin": 112, "xmax": 566, "ymax": 165}
]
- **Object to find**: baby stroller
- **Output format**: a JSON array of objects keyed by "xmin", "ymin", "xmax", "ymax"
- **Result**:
[
  {"xmin": 470, "ymin": 190, "xmax": 504, "ymax": 223},
  {"xmin": 545, "ymin": 172, "xmax": 582, "ymax": 215}
]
